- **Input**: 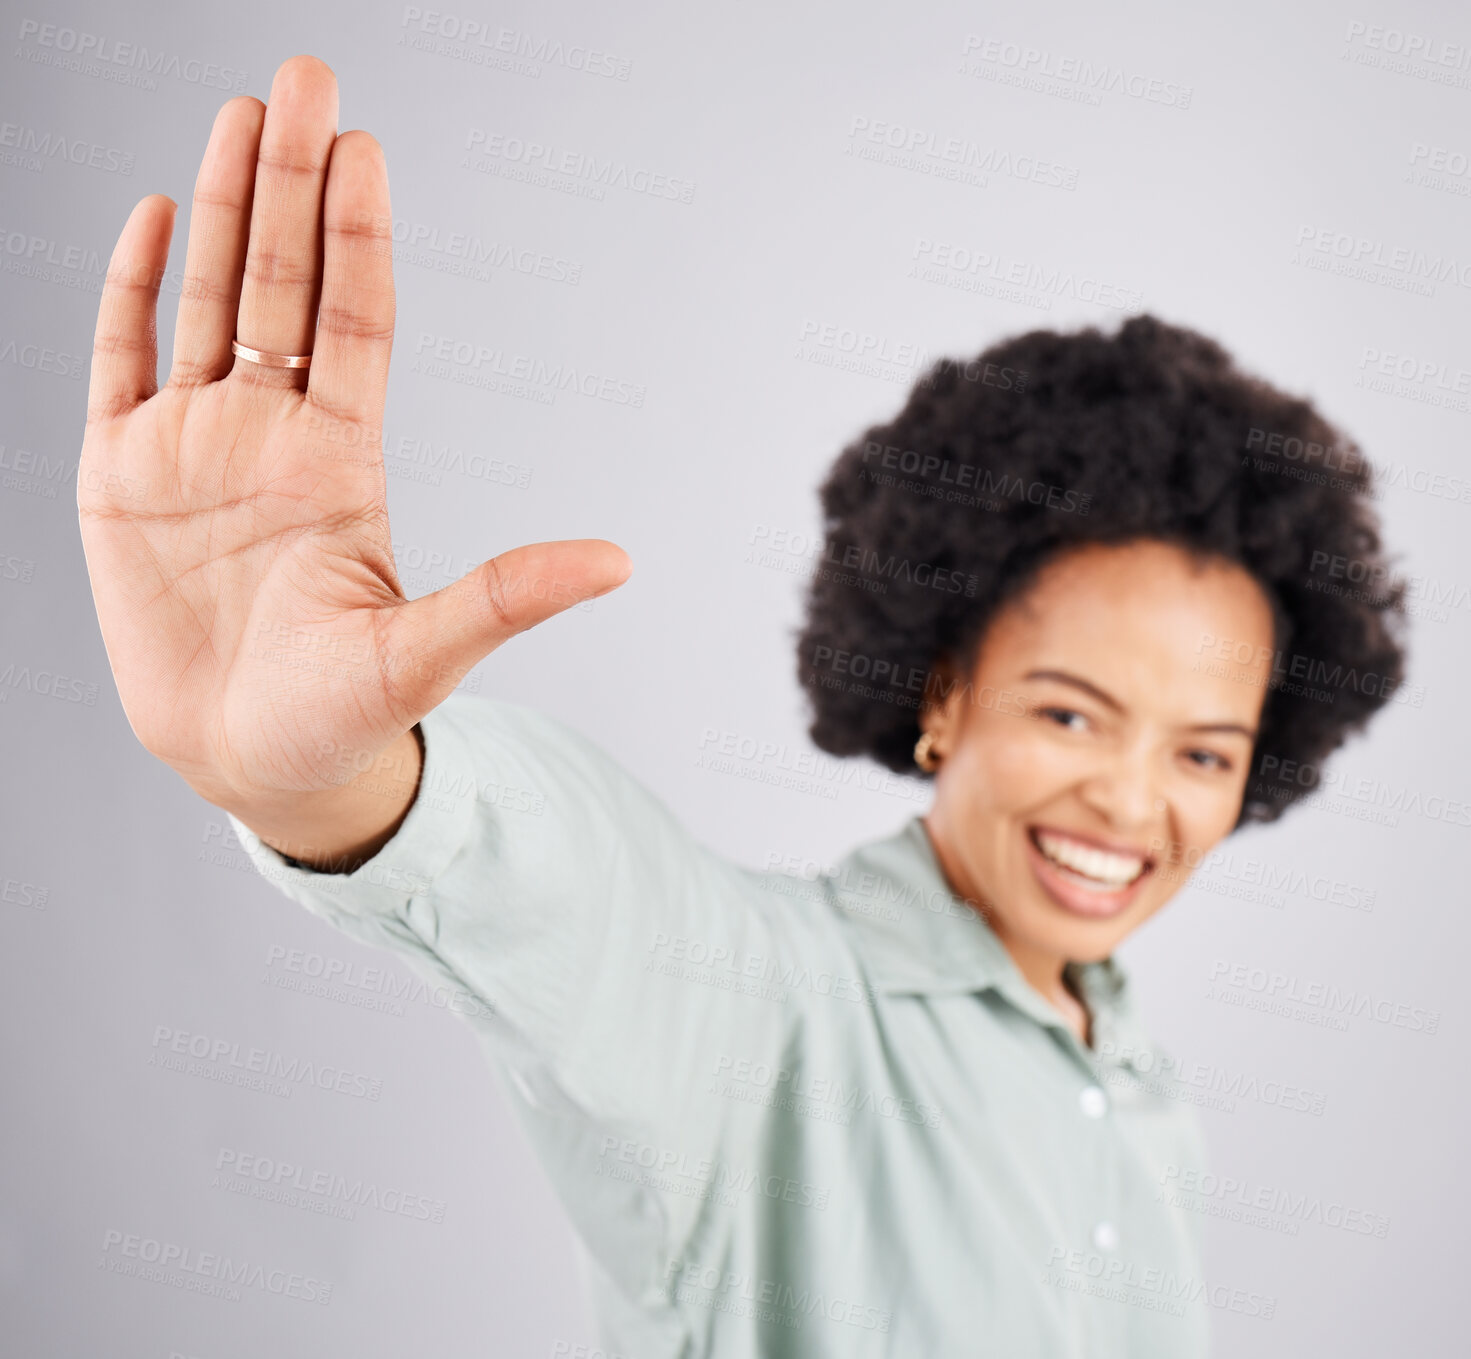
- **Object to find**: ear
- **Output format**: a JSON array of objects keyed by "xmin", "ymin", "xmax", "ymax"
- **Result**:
[{"xmin": 920, "ymin": 654, "xmax": 967, "ymax": 751}]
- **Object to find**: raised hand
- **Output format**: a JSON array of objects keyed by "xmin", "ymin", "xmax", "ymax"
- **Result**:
[{"xmin": 78, "ymin": 55, "xmax": 630, "ymax": 823}]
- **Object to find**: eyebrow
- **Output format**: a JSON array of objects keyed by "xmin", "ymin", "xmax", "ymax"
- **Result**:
[{"xmin": 1022, "ymin": 668, "xmax": 1259, "ymax": 740}]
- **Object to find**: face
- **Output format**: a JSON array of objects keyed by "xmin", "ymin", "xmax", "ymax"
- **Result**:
[{"xmin": 921, "ymin": 538, "xmax": 1275, "ymax": 978}]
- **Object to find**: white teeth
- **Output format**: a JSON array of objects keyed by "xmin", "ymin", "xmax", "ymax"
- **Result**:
[{"xmin": 1035, "ymin": 831, "xmax": 1146, "ymax": 889}]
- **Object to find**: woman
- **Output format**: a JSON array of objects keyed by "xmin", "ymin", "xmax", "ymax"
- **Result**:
[{"xmin": 78, "ymin": 56, "xmax": 1405, "ymax": 1357}]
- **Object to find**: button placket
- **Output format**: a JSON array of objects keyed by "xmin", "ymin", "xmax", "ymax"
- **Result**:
[{"xmin": 1078, "ymin": 1083, "xmax": 1120, "ymax": 1275}]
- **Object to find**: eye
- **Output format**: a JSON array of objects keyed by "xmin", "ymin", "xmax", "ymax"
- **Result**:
[
  {"xmin": 1039, "ymin": 706, "xmax": 1090, "ymax": 732},
  {"xmin": 1184, "ymin": 749, "xmax": 1231, "ymax": 771}
]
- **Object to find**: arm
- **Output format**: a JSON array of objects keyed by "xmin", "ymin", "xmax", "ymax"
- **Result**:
[
  {"xmin": 224, "ymin": 690, "xmax": 849, "ymax": 1304},
  {"xmin": 76, "ymin": 57, "xmax": 848, "ymax": 1296},
  {"xmin": 225, "ymin": 690, "xmax": 824, "ymax": 1121}
]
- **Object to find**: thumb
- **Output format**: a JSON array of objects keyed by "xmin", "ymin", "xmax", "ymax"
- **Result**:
[{"xmin": 381, "ymin": 538, "xmax": 631, "ymax": 715}]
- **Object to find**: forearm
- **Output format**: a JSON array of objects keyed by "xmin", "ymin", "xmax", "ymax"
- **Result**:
[{"xmin": 203, "ymin": 726, "xmax": 424, "ymax": 873}]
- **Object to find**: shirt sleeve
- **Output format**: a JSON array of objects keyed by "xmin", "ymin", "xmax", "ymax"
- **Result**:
[{"xmin": 225, "ymin": 692, "xmax": 841, "ymax": 1292}]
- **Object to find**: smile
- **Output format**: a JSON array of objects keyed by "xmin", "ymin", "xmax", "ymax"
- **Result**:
[
  {"xmin": 1031, "ymin": 828, "xmax": 1149, "ymax": 889},
  {"xmin": 1025, "ymin": 826, "xmax": 1155, "ymax": 919}
]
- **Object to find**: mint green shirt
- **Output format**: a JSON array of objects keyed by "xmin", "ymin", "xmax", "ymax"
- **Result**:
[{"xmin": 230, "ymin": 694, "xmax": 1221, "ymax": 1356}]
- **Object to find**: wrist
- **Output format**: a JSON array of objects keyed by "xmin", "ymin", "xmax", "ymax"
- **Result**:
[{"xmin": 194, "ymin": 727, "xmax": 425, "ymax": 871}]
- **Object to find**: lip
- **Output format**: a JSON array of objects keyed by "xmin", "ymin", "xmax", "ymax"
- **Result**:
[
  {"xmin": 1029, "ymin": 824, "xmax": 1155, "ymax": 859},
  {"xmin": 1024, "ymin": 825, "xmax": 1155, "ymax": 920}
]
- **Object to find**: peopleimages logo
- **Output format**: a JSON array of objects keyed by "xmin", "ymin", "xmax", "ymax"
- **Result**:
[
  {"xmin": 1043, "ymin": 1246, "xmax": 1276, "ymax": 1319},
  {"xmin": 1342, "ymin": 19, "xmax": 1471, "ymax": 70},
  {"xmin": 1252, "ymin": 755, "xmax": 1471, "ymax": 829},
  {"xmin": 1094, "ymin": 1040, "xmax": 1327, "ymax": 1116},
  {"xmin": 0, "ymin": 119, "xmax": 134, "ymax": 175},
  {"xmin": 664, "ymin": 1258, "xmax": 892, "ymax": 1332},
  {"xmin": 710, "ymin": 1054, "xmax": 942, "ymax": 1129},
  {"xmin": 99, "ymin": 1229, "xmax": 331, "ymax": 1303},
  {"xmin": 213, "ymin": 1148, "xmax": 448, "ymax": 1223},
  {"xmin": 1193, "ymin": 632, "xmax": 1425, "ymax": 708},
  {"xmin": 846, "ymin": 116, "xmax": 1080, "ymax": 190},
  {"xmin": 1206, "ymin": 960, "xmax": 1440, "ymax": 1034},
  {"xmin": 1292, "ymin": 224, "xmax": 1471, "ymax": 292},
  {"xmin": 148, "ymin": 1026, "xmax": 384, "ymax": 1101},
  {"xmin": 597, "ymin": 1134, "xmax": 833, "ymax": 1212},
  {"xmin": 262, "ymin": 942, "xmax": 493, "ymax": 1021},
  {"xmin": 746, "ymin": 522, "xmax": 982, "ymax": 596},
  {"xmin": 858, "ymin": 441, "xmax": 1091, "ymax": 517},
  {"xmin": 462, "ymin": 130, "xmax": 694, "ymax": 203},
  {"xmin": 909, "ymin": 237, "xmax": 1144, "ymax": 311},
  {"xmin": 1307, "ymin": 549, "xmax": 1470, "ymax": 618},
  {"xmin": 1158, "ymin": 1163, "xmax": 1391, "ymax": 1238},
  {"xmin": 397, "ymin": 6, "xmax": 632, "ymax": 80},
  {"xmin": 410, "ymin": 331, "xmax": 648, "ymax": 406},
  {"xmin": 15, "ymin": 20, "xmax": 249, "ymax": 90},
  {"xmin": 648, "ymin": 928, "xmax": 874, "ymax": 1006},
  {"xmin": 959, "ymin": 35, "xmax": 1194, "ymax": 109}
]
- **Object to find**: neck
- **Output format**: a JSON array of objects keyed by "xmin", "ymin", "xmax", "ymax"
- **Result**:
[
  {"xmin": 920, "ymin": 815, "xmax": 1091, "ymax": 1045},
  {"xmin": 993, "ymin": 929, "xmax": 1068, "ymax": 1002}
]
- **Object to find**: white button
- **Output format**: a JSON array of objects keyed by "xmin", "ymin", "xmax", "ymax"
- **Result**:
[
  {"xmin": 1093, "ymin": 1220, "xmax": 1120, "ymax": 1251},
  {"xmin": 1078, "ymin": 1085, "xmax": 1108, "ymax": 1119}
]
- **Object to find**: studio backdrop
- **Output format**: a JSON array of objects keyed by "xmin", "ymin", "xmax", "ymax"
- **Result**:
[{"xmin": 2, "ymin": 1, "xmax": 1467, "ymax": 1355}]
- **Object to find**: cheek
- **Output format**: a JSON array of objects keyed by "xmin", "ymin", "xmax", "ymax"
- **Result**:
[
  {"xmin": 1170, "ymin": 794, "xmax": 1242, "ymax": 857},
  {"xmin": 957, "ymin": 714, "xmax": 1082, "ymax": 814}
]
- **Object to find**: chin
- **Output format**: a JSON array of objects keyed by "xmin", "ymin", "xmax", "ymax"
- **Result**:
[
  {"xmin": 1056, "ymin": 926, "xmax": 1128, "ymax": 963},
  {"xmin": 1023, "ymin": 908, "xmax": 1131, "ymax": 961}
]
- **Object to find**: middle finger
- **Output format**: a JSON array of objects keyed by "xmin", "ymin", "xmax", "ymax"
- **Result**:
[{"xmin": 232, "ymin": 55, "xmax": 339, "ymax": 389}]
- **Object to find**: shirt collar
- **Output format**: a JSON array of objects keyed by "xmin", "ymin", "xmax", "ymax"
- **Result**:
[{"xmin": 825, "ymin": 815, "xmax": 1145, "ymax": 1063}]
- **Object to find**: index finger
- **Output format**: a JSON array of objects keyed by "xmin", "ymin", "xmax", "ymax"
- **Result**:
[{"xmin": 86, "ymin": 195, "xmax": 176, "ymax": 427}]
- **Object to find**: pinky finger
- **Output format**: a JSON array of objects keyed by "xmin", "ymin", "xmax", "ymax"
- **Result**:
[{"xmin": 86, "ymin": 194, "xmax": 177, "ymax": 427}]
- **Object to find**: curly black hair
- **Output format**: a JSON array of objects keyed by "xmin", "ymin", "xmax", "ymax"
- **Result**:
[{"xmin": 794, "ymin": 313, "xmax": 1409, "ymax": 826}]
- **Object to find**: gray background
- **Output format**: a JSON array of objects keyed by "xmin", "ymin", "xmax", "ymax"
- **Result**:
[{"xmin": 2, "ymin": 0, "xmax": 1467, "ymax": 1354}]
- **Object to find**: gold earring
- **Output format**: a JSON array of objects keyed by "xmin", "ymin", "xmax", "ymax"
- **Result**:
[{"xmin": 913, "ymin": 730, "xmax": 942, "ymax": 773}]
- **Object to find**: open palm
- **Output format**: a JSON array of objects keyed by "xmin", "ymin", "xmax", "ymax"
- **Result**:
[{"xmin": 77, "ymin": 55, "xmax": 630, "ymax": 807}]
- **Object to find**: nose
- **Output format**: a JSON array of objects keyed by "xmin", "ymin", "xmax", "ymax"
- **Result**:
[{"xmin": 1077, "ymin": 746, "xmax": 1163, "ymax": 830}]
